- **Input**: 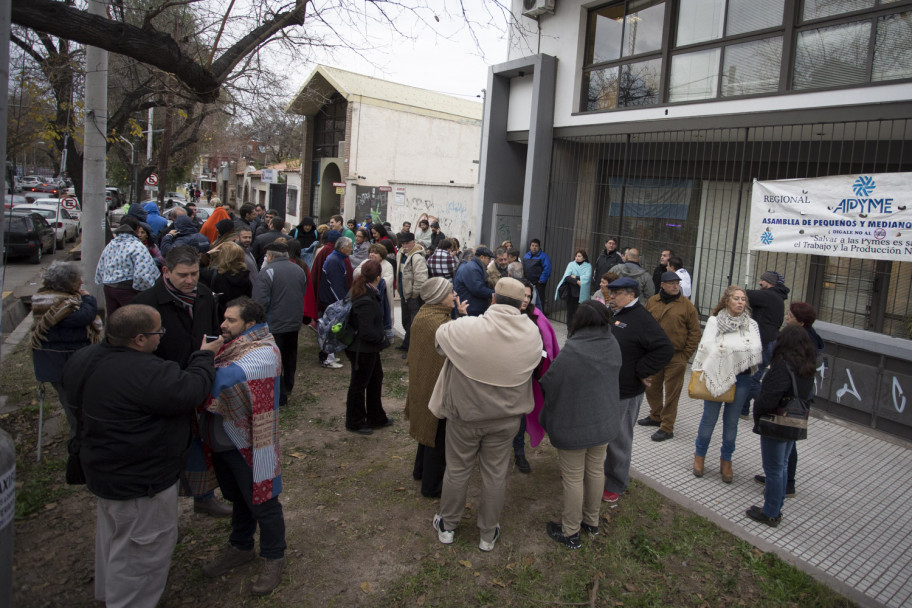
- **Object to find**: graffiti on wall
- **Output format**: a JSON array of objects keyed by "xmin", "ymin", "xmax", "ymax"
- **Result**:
[
  {"xmin": 406, "ymin": 197, "xmax": 473, "ymax": 243},
  {"xmin": 355, "ymin": 186, "xmax": 389, "ymax": 224}
]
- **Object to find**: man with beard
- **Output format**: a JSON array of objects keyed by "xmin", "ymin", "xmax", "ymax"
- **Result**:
[
  {"xmin": 132, "ymin": 245, "xmax": 231, "ymax": 518},
  {"xmin": 199, "ymin": 297, "xmax": 286, "ymax": 596}
]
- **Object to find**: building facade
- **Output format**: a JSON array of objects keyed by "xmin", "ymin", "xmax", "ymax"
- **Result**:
[
  {"xmin": 286, "ymin": 66, "xmax": 483, "ymax": 244},
  {"xmin": 478, "ymin": 0, "xmax": 912, "ymax": 438}
]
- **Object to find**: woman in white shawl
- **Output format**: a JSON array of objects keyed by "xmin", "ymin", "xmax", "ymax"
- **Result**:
[{"xmin": 692, "ymin": 285, "xmax": 762, "ymax": 483}]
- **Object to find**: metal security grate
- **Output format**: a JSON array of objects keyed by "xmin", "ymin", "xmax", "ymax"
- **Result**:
[{"xmin": 542, "ymin": 119, "xmax": 912, "ymax": 336}]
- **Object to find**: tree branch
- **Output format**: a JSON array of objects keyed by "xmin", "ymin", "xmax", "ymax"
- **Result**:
[{"xmin": 11, "ymin": 0, "xmax": 222, "ymax": 102}]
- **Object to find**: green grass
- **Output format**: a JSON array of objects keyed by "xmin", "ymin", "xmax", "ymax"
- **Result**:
[
  {"xmin": 383, "ymin": 369, "xmax": 409, "ymax": 400},
  {"xmin": 13, "ymin": 455, "xmax": 79, "ymax": 519}
]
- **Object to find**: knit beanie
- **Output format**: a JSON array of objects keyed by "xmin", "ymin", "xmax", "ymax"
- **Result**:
[{"xmin": 420, "ymin": 277, "xmax": 452, "ymax": 305}]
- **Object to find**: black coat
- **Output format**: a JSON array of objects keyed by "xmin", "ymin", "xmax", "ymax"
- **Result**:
[
  {"xmin": 347, "ymin": 287, "xmax": 388, "ymax": 353},
  {"xmin": 252, "ymin": 229, "xmax": 285, "ymax": 267},
  {"xmin": 593, "ymin": 250, "xmax": 623, "ymax": 290},
  {"xmin": 132, "ymin": 279, "xmax": 219, "ymax": 368},
  {"xmin": 609, "ymin": 302, "xmax": 674, "ymax": 399},
  {"xmin": 752, "ymin": 359, "xmax": 814, "ymax": 434},
  {"xmin": 747, "ymin": 284, "xmax": 791, "ymax": 347},
  {"xmin": 62, "ymin": 342, "xmax": 215, "ymax": 500},
  {"xmin": 200, "ymin": 268, "xmax": 253, "ymax": 320},
  {"xmin": 32, "ymin": 294, "xmax": 99, "ymax": 383}
]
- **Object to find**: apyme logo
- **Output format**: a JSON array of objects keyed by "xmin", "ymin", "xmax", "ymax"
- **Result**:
[
  {"xmin": 853, "ymin": 176, "xmax": 876, "ymax": 197},
  {"xmin": 833, "ymin": 175, "xmax": 892, "ymax": 214}
]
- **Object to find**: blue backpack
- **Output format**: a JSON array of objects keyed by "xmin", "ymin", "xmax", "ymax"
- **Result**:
[{"xmin": 317, "ymin": 294, "xmax": 356, "ymax": 353}]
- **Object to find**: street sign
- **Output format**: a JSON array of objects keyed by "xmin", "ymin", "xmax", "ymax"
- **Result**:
[
  {"xmin": 145, "ymin": 173, "xmax": 159, "ymax": 186},
  {"xmin": 60, "ymin": 196, "xmax": 78, "ymax": 210}
]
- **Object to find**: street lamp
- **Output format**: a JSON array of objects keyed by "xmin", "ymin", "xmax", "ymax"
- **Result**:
[{"xmin": 118, "ymin": 136, "xmax": 137, "ymax": 205}]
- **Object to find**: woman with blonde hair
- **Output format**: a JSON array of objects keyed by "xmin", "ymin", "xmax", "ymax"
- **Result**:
[
  {"xmin": 201, "ymin": 241, "xmax": 252, "ymax": 319},
  {"xmin": 691, "ymin": 285, "xmax": 762, "ymax": 482}
]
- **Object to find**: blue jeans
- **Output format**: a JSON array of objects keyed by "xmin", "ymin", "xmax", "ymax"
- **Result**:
[
  {"xmin": 694, "ymin": 375, "xmax": 752, "ymax": 461},
  {"xmin": 761, "ymin": 436, "xmax": 795, "ymax": 518}
]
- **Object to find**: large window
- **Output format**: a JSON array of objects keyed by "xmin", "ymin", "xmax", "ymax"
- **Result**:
[
  {"xmin": 581, "ymin": 0, "xmax": 666, "ymax": 111},
  {"xmin": 579, "ymin": 0, "xmax": 912, "ymax": 111}
]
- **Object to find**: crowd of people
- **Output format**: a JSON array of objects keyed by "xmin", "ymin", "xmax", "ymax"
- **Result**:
[{"xmin": 28, "ymin": 199, "xmax": 819, "ymax": 603}]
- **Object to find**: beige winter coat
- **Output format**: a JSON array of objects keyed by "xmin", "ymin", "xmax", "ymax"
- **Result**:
[
  {"xmin": 428, "ymin": 304, "xmax": 542, "ymax": 425},
  {"xmin": 399, "ymin": 244, "xmax": 429, "ymax": 299}
]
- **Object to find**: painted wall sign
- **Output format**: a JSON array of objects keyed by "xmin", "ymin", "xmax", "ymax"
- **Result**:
[{"xmin": 749, "ymin": 172, "xmax": 912, "ymax": 262}]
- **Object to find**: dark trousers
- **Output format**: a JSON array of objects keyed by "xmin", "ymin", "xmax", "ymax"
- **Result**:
[
  {"xmin": 344, "ymin": 350, "xmax": 388, "ymax": 430},
  {"xmin": 400, "ymin": 296, "xmax": 422, "ymax": 349},
  {"xmin": 102, "ymin": 284, "xmax": 138, "ymax": 316},
  {"xmin": 272, "ymin": 330, "xmax": 299, "ymax": 404},
  {"xmin": 412, "ymin": 419, "xmax": 447, "ymax": 497},
  {"xmin": 512, "ymin": 415, "xmax": 527, "ymax": 455},
  {"xmin": 211, "ymin": 449, "xmax": 286, "ymax": 559},
  {"xmin": 565, "ymin": 296, "xmax": 580, "ymax": 327}
]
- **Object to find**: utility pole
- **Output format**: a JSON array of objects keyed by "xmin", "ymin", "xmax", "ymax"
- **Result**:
[
  {"xmin": 0, "ymin": 0, "xmax": 16, "ymax": 599},
  {"xmin": 82, "ymin": 0, "xmax": 109, "ymax": 308}
]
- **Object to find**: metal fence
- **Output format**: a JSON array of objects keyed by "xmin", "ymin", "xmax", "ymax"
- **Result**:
[{"xmin": 541, "ymin": 119, "xmax": 912, "ymax": 337}]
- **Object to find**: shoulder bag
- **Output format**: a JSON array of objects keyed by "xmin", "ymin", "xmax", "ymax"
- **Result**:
[
  {"xmin": 688, "ymin": 370, "xmax": 736, "ymax": 403},
  {"xmin": 758, "ymin": 366, "xmax": 810, "ymax": 441}
]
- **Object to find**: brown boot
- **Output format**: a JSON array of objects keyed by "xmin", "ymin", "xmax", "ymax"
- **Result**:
[
  {"xmin": 720, "ymin": 459, "xmax": 733, "ymax": 483},
  {"xmin": 251, "ymin": 556, "xmax": 286, "ymax": 596},
  {"xmin": 693, "ymin": 454, "xmax": 705, "ymax": 477}
]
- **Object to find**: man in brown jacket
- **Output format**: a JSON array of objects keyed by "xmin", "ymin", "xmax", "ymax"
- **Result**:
[{"xmin": 640, "ymin": 271, "xmax": 702, "ymax": 441}]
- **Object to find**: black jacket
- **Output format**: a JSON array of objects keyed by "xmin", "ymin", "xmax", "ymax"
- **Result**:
[
  {"xmin": 62, "ymin": 342, "xmax": 215, "ymax": 500},
  {"xmin": 593, "ymin": 250, "xmax": 623, "ymax": 290},
  {"xmin": 200, "ymin": 267, "xmax": 253, "ymax": 320},
  {"xmin": 747, "ymin": 284, "xmax": 791, "ymax": 347},
  {"xmin": 252, "ymin": 229, "xmax": 285, "ymax": 267},
  {"xmin": 609, "ymin": 302, "xmax": 674, "ymax": 399},
  {"xmin": 347, "ymin": 287, "xmax": 388, "ymax": 353},
  {"xmin": 752, "ymin": 359, "xmax": 814, "ymax": 434},
  {"xmin": 132, "ymin": 279, "xmax": 219, "ymax": 368}
]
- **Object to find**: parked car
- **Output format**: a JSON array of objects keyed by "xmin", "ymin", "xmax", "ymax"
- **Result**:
[
  {"xmin": 12, "ymin": 204, "xmax": 79, "ymax": 248},
  {"xmin": 3, "ymin": 210, "xmax": 56, "ymax": 263},
  {"xmin": 165, "ymin": 192, "xmax": 188, "ymax": 202},
  {"xmin": 5, "ymin": 194, "xmax": 29, "ymax": 209},
  {"xmin": 30, "ymin": 196, "xmax": 81, "ymax": 221}
]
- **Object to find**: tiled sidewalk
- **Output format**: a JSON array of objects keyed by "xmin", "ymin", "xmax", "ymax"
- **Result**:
[{"xmin": 395, "ymin": 302, "xmax": 911, "ymax": 607}]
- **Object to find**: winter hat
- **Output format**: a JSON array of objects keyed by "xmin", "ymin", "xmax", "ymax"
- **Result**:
[
  {"xmin": 760, "ymin": 270, "xmax": 783, "ymax": 285},
  {"xmin": 216, "ymin": 219, "xmax": 236, "ymax": 237},
  {"xmin": 494, "ymin": 277, "xmax": 525, "ymax": 302},
  {"xmin": 327, "ymin": 230, "xmax": 342, "ymax": 243},
  {"xmin": 420, "ymin": 277, "xmax": 452, "ymax": 305}
]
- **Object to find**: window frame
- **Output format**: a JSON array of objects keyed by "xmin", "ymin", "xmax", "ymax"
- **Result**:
[{"xmin": 577, "ymin": 0, "xmax": 912, "ymax": 114}]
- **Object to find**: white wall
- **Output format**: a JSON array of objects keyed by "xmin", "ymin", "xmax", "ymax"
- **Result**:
[
  {"xmin": 386, "ymin": 182, "xmax": 478, "ymax": 247},
  {"xmin": 348, "ymin": 102, "xmax": 481, "ymax": 185},
  {"xmin": 506, "ymin": 0, "xmax": 912, "ymax": 132}
]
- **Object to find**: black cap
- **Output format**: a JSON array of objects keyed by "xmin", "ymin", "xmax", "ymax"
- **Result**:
[{"xmin": 661, "ymin": 271, "xmax": 681, "ymax": 282}]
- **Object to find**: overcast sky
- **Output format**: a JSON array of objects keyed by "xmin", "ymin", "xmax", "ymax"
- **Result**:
[{"xmin": 282, "ymin": 0, "xmax": 511, "ymax": 101}]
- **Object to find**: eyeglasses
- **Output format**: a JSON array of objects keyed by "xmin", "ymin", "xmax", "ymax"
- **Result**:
[{"xmin": 140, "ymin": 327, "xmax": 167, "ymax": 336}]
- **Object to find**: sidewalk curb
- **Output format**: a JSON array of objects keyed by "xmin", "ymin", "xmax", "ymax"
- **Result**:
[{"xmin": 630, "ymin": 468, "xmax": 883, "ymax": 608}]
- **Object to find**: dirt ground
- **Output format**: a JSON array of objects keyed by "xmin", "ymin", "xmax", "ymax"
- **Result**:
[{"xmin": 4, "ymin": 331, "xmax": 853, "ymax": 608}]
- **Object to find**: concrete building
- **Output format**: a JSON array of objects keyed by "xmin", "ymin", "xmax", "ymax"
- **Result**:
[
  {"xmin": 285, "ymin": 65, "xmax": 483, "ymax": 244},
  {"xmin": 478, "ymin": 0, "xmax": 912, "ymax": 439}
]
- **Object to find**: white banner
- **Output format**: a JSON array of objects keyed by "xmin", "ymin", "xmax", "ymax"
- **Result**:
[{"xmin": 749, "ymin": 172, "xmax": 912, "ymax": 262}]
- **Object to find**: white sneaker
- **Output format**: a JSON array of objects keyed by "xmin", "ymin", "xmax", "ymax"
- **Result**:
[
  {"xmin": 478, "ymin": 525, "xmax": 500, "ymax": 552},
  {"xmin": 321, "ymin": 360, "xmax": 343, "ymax": 369},
  {"xmin": 433, "ymin": 514, "xmax": 454, "ymax": 544}
]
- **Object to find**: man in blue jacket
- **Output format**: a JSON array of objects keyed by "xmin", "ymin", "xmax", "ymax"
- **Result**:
[
  {"xmin": 453, "ymin": 246, "xmax": 495, "ymax": 316},
  {"xmin": 522, "ymin": 239, "xmax": 552, "ymax": 310}
]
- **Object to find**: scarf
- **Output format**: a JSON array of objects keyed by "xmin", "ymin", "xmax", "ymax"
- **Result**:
[
  {"xmin": 163, "ymin": 277, "xmax": 196, "ymax": 318},
  {"xmin": 716, "ymin": 308, "xmax": 749, "ymax": 334},
  {"xmin": 29, "ymin": 290, "xmax": 103, "ymax": 349},
  {"xmin": 659, "ymin": 289, "xmax": 681, "ymax": 305},
  {"xmin": 205, "ymin": 324, "xmax": 282, "ymax": 503},
  {"xmin": 693, "ymin": 313, "xmax": 762, "ymax": 397}
]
